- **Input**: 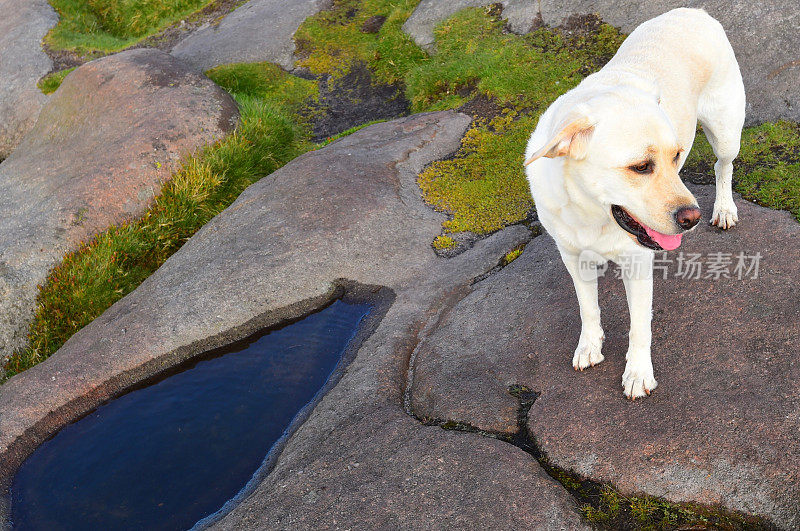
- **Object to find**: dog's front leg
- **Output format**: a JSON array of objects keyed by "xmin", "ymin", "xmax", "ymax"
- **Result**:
[
  {"xmin": 620, "ymin": 251, "xmax": 658, "ymax": 399},
  {"xmin": 560, "ymin": 250, "xmax": 605, "ymax": 370}
]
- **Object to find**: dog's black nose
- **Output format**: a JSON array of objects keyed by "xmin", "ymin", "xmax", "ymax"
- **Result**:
[{"xmin": 675, "ymin": 206, "xmax": 701, "ymax": 230}]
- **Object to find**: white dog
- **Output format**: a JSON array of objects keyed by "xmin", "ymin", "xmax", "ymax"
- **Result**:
[{"xmin": 523, "ymin": 8, "xmax": 745, "ymax": 399}]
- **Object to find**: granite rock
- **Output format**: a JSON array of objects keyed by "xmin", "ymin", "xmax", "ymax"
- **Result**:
[
  {"xmin": 0, "ymin": 0, "xmax": 58, "ymax": 159},
  {"xmin": 0, "ymin": 49, "xmax": 238, "ymax": 359},
  {"xmin": 408, "ymin": 184, "xmax": 800, "ymax": 527}
]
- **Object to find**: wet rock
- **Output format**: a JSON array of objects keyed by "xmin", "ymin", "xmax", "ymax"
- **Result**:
[
  {"xmin": 403, "ymin": 1, "xmax": 540, "ymax": 50},
  {"xmin": 170, "ymin": 0, "xmax": 333, "ymax": 71},
  {"xmin": 0, "ymin": 112, "xmax": 583, "ymax": 528},
  {"xmin": 0, "ymin": 0, "xmax": 58, "ymax": 159},
  {"xmin": 0, "ymin": 49, "xmax": 238, "ymax": 359},
  {"xmin": 408, "ymin": 185, "xmax": 800, "ymax": 527},
  {"xmin": 306, "ymin": 63, "xmax": 410, "ymax": 141}
]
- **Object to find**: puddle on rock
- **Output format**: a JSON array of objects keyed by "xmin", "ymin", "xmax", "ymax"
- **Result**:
[{"xmin": 10, "ymin": 299, "xmax": 372, "ymax": 530}]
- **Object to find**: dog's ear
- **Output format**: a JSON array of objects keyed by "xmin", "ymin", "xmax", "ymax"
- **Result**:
[{"xmin": 524, "ymin": 117, "xmax": 595, "ymax": 166}]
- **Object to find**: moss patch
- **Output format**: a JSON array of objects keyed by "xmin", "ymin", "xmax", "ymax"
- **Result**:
[
  {"xmin": 296, "ymin": 4, "xmax": 625, "ymax": 241},
  {"xmin": 573, "ymin": 481, "xmax": 769, "ymax": 530},
  {"xmin": 37, "ymin": 67, "xmax": 77, "ymax": 95},
  {"xmin": 684, "ymin": 121, "xmax": 800, "ymax": 221},
  {"xmin": 45, "ymin": 0, "xmax": 219, "ymax": 54},
  {"xmin": 432, "ymin": 234, "xmax": 456, "ymax": 250},
  {"xmin": 3, "ymin": 65, "xmax": 316, "ymax": 379},
  {"xmin": 411, "ymin": 9, "xmax": 623, "ymax": 237},
  {"xmin": 418, "ymin": 111, "xmax": 537, "ymax": 233},
  {"xmin": 294, "ymin": 0, "xmax": 426, "ymax": 83},
  {"xmin": 502, "ymin": 246, "xmax": 523, "ymax": 265}
]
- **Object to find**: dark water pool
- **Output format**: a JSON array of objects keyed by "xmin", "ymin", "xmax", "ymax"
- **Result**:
[{"xmin": 10, "ymin": 299, "xmax": 372, "ymax": 531}]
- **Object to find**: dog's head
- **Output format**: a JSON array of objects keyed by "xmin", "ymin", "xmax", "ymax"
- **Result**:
[{"xmin": 525, "ymin": 90, "xmax": 700, "ymax": 251}]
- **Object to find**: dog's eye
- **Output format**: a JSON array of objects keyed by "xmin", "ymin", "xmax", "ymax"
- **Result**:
[
  {"xmin": 673, "ymin": 151, "xmax": 681, "ymax": 164},
  {"xmin": 629, "ymin": 161, "xmax": 653, "ymax": 174}
]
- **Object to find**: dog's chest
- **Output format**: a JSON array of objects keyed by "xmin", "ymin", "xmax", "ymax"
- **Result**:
[{"xmin": 539, "ymin": 202, "xmax": 632, "ymax": 259}]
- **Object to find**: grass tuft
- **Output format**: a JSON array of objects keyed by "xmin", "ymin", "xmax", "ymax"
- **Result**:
[
  {"xmin": 45, "ymin": 0, "xmax": 217, "ymax": 53},
  {"xmin": 3, "ymin": 64, "xmax": 316, "ymax": 379},
  {"xmin": 37, "ymin": 67, "xmax": 77, "ymax": 95}
]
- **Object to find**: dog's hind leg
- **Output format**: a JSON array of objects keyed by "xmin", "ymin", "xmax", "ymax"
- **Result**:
[
  {"xmin": 560, "ymin": 250, "xmax": 605, "ymax": 370},
  {"xmin": 697, "ymin": 64, "xmax": 746, "ymax": 229}
]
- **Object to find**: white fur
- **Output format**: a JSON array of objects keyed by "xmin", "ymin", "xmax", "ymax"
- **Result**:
[{"xmin": 524, "ymin": 9, "xmax": 745, "ymax": 399}]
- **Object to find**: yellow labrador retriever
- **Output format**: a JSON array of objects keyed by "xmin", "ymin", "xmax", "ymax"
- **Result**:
[{"xmin": 523, "ymin": 8, "xmax": 745, "ymax": 399}]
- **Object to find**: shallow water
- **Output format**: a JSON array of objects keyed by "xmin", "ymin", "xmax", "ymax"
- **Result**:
[{"xmin": 10, "ymin": 299, "xmax": 372, "ymax": 531}]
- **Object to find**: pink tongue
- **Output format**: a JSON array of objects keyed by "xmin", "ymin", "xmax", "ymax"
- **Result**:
[{"xmin": 644, "ymin": 225, "xmax": 682, "ymax": 251}]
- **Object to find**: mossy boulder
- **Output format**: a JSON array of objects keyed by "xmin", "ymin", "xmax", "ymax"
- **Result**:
[{"xmin": 0, "ymin": 49, "xmax": 237, "ymax": 360}]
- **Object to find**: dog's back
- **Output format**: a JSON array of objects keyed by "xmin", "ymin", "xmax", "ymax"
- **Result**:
[{"xmin": 596, "ymin": 8, "xmax": 743, "ymax": 148}]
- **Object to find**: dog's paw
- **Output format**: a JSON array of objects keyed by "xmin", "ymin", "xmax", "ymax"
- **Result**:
[
  {"xmin": 711, "ymin": 200, "xmax": 738, "ymax": 229},
  {"xmin": 572, "ymin": 333, "xmax": 605, "ymax": 370},
  {"xmin": 621, "ymin": 362, "xmax": 658, "ymax": 399}
]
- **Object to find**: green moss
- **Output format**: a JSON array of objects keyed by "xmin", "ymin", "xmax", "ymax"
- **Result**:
[
  {"xmin": 404, "ymin": 9, "xmax": 619, "ymax": 112},
  {"xmin": 294, "ymin": 0, "xmax": 427, "ymax": 83},
  {"xmin": 45, "ymin": 0, "xmax": 218, "ymax": 54},
  {"xmin": 502, "ymin": 247, "xmax": 523, "ymax": 264},
  {"xmin": 294, "ymin": 4, "xmax": 626, "ymax": 240},
  {"xmin": 409, "ymin": 9, "xmax": 624, "ymax": 238},
  {"xmin": 3, "ymin": 66, "xmax": 315, "ymax": 380},
  {"xmin": 432, "ymin": 234, "xmax": 456, "ymax": 250},
  {"xmin": 38, "ymin": 67, "xmax": 77, "ymax": 95},
  {"xmin": 418, "ymin": 111, "xmax": 536, "ymax": 234},
  {"xmin": 557, "ymin": 468, "xmax": 768, "ymax": 529},
  {"xmin": 685, "ymin": 121, "xmax": 800, "ymax": 221},
  {"xmin": 206, "ymin": 62, "xmax": 318, "ymax": 106}
]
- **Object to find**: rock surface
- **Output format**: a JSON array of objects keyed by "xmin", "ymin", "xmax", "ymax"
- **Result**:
[
  {"xmin": 409, "ymin": 185, "xmax": 800, "ymax": 527},
  {"xmin": 171, "ymin": 0, "xmax": 332, "ymax": 71},
  {"xmin": 0, "ymin": 48, "xmax": 237, "ymax": 359},
  {"xmin": 0, "ymin": 0, "xmax": 58, "ymax": 159},
  {"xmin": 0, "ymin": 113, "xmax": 584, "ymax": 528},
  {"xmin": 404, "ymin": 1, "xmax": 800, "ymax": 125},
  {"xmin": 212, "ymin": 413, "xmax": 584, "ymax": 530}
]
